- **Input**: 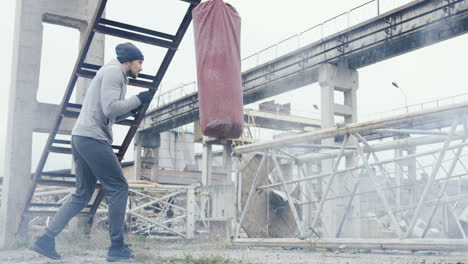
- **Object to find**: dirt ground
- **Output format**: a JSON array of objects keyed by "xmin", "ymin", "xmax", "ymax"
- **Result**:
[{"xmin": 1, "ymin": 232, "xmax": 467, "ymax": 264}]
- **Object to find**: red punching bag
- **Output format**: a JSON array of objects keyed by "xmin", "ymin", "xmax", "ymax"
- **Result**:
[{"xmin": 193, "ymin": 0, "xmax": 243, "ymax": 139}]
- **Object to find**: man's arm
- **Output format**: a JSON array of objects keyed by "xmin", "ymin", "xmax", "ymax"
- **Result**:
[{"xmin": 101, "ymin": 67, "xmax": 141, "ymax": 122}]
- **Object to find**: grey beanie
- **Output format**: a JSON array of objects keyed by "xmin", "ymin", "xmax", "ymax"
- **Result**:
[{"xmin": 115, "ymin": 42, "xmax": 144, "ymax": 63}]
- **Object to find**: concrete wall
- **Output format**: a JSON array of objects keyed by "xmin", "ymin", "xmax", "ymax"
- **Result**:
[{"xmin": 158, "ymin": 131, "xmax": 195, "ymax": 171}]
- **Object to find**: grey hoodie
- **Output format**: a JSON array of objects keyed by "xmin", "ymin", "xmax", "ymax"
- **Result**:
[{"xmin": 72, "ymin": 59, "xmax": 142, "ymax": 144}]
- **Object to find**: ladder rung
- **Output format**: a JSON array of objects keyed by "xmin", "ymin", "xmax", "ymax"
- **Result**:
[
  {"xmin": 76, "ymin": 69, "xmax": 96, "ymax": 79},
  {"xmin": 128, "ymin": 79, "xmax": 154, "ymax": 89},
  {"xmin": 77, "ymin": 69, "xmax": 154, "ymax": 89},
  {"xmin": 99, "ymin": 18, "xmax": 175, "ymax": 41},
  {"xmin": 26, "ymin": 210, "xmax": 91, "ymax": 216},
  {"xmin": 115, "ymin": 119, "xmax": 139, "ymax": 127},
  {"xmin": 93, "ymin": 25, "xmax": 176, "ymax": 50},
  {"xmin": 48, "ymin": 147, "xmax": 72, "ymax": 154},
  {"xmin": 53, "ymin": 139, "xmax": 119, "ymax": 149},
  {"xmin": 37, "ymin": 179, "xmax": 103, "ymax": 188},
  {"xmin": 62, "ymin": 110, "xmax": 80, "ymax": 118},
  {"xmin": 136, "ymin": 73, "xmax": 155, "ymax": 82},
  {"xmin": 180, "ymin": 0, "xmax": 201, "ymax": 4},
  {"xmin": 48, "ymin": 146, "xmax": 119, "ymax": 154},
  {"xmin": 81, "ymin": 63, "xmax": 101, "ymax": 70},
  {"xmin": 52, "ymin": 139, "xmax": 71, "ymax": 145},
  {"xmin": 37, "ymin": 179, "xmax": 76, "ymax": 187},
  {"xmin": 80, "ymin": 63, "xmax": 155, "ymax": 82},
  {"xmin": 63, "ymin": 110, "xmax": 137, "ymax": 126},
  {"xmin": 41, "ymin": 172, "xmax": 75, "ymax": 178},
  {"xmin": 67, "ymin": 103, "xmax": 82, "ymax": 109},
  {"xmin": 30, "ymin": 203, "xmax": 93, "ymax": 208}
]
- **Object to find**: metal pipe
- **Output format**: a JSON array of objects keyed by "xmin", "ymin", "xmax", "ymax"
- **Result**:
[
  {"xmin": 127, "ymin": 191, "xmax": 185, "ymax": 213},
  {"xmin": 129, "ymin": 189, "xmax": 187, "ymax": 212},
  {"xmin": 287, "ymin": 144, "xmax": 357, "ymax": 150},
  {"xmin": 127, "ymin": 211, "xmax": 188, "ymax": 239},
  {"xmin": 257, "ymin": 140, "xmax": 468, "ymax": 190},
  {"xmin": 297, "ymin": 171, "xmax": 468, "ymax": 206},
  {"xmin": 34, "ymin": 188, "xmax": 74, "ymax": 197},
  {"xmin": 232, "ymin": 238, "xmax": 468, "ymax": 251},
  {"xmin": 234, "ymin": 102, "xmax": 468, "ymax": 154},
  {"xmin": 375, "ymin": 128, "xmax": 449, "ymax": 136},
  {"xmin": 299, "ymin": 130, "xmax": 466, "ymax": 162}
]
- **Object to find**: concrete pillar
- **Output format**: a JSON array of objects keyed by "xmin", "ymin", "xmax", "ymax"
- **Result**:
[
  {"xmin": 223, "ymin": 143, "xmax": 233, "ymax": 184},
  {"xmin": 135, "ymin": 130, "xmax": 161, "ymax": 181},
  {"xmin": 133, "ymin": 135, "xmax": 142, "ymax": 182},
  {"xmin": 406, "ymin": 146, "xmax": 417, "ymax": 206},
  {"xmin": 317, "ymin": 63, "xmax": 358, "ymax": 237},
  {"xmin": 395, "ymin": 141, "xmax": 417, "ymax": 210},
  {"xmin": 201, "ymin": 140, "xmax": 212, "ymax": 219},
  {"xmin": 0, "ymin": 0, "xmax": 103, "ymax": 248},
  {"xmin": 202, "ymin": 141, "xmax": 212, "ymax": 187},
  {"xmin": 150, "ymin": 147, "xmax": 159, "ymax": 182},
  {"xmin": 186, "ymin": 187, "xmax": 195, "ymax": 239},
  {"xmin": 222, "ymin": 142, "xmax": 236, "ymax": 237},
  {"xmin": 157, "ymin": 131, "xmax": 194, "ymax": 171}
]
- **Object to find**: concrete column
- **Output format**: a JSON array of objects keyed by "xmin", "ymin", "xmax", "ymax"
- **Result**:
[
  {"xmin": 317, "ymin": 63, "xmax": 358, "ymax": 237},
  {"xmin": 202, "ymin": 141, "xmax": 212, "ymax": 187},
  {"xmin": 406, "ymin": 146, "xmax": 417, "ymax": 206},
  {"xmin": 133, "ymin": 137, "xmax": 142, "ymax": 182},
  {"xmin": 222, "ymin": 142, "xmax": 236, "ymax": 237},
  {"xmin": 150, "ymin": 147, "xmax": 159, "ymax": 182},
  {"xmin": 1, "ymin": 0, "xmax": 102, "ymax": 248},
  {"xmin": 186, "ymin": 187, "xmax": 195, "ymax": 239},
  {"xmin": 136, "ymin": 130, "xmax": 161, "ymax": 181},
  {"xmin": 223, "ymin": 143, "xmax": 233, "ymax": 184},
  {"xmin": 394, "ymin": 146, "xmax": 403, "ymax": 211},
  {"xmin": 201, "ymin": 140, "xmax": 212, "ymax": 219},
  {"xmin": 395, "ymin": 141, "xmax": 417, "ymax": 210}
]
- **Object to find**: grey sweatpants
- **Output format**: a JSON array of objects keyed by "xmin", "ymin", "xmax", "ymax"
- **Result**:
[{"xmin": 46, "ymin": 135, "xmax": 128, "ymax": 247}]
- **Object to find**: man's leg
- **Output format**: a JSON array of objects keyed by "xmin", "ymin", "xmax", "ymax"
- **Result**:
[
  {"xmin": 45, "ymin": 137, "xmax": 98, "ymax": 237},
  {"xmin": 31, "ymin": 136, "xmax": 97, "ymax": 259},
  {"xmin": 72, "ymin": 136, "xmax": 129, "ymax": 248}
]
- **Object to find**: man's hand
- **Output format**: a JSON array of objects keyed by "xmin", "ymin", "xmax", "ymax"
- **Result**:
[{"xmin": 137, "ymin": 91, "xmax": 151, "ymax": 104}]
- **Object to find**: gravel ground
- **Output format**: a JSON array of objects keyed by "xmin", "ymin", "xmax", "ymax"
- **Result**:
[{"xmin": 1, "ymin": 234, "xmax": 467, "ymax": 264}]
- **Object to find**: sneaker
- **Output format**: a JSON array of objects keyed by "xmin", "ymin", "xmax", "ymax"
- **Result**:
[
  {"xmin": 106, "ymin": 243, "xmax": 135, "ymax": 262},
  {"xmin": 30, "ymin": 235, "xmax": 62, "ymax": 260}
]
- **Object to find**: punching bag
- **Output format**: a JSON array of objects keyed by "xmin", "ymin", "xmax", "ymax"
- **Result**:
[{"xmin": 193, "ymin": 0, "xmax": 243, "ymax": 139}]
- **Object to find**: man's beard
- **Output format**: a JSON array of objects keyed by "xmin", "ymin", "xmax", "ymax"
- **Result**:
[{"xmin": 127, "ymin": 70, "xmax": 137, "ymax": 79}]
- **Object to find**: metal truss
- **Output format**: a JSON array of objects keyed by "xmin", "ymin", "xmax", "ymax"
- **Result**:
[
  {"xmin": 233, "ymin": 102, "xmax": 468, "ymax": 251},
  {"xmin": 28, "ymin": 181, "xmax": 202, "ymax": 239}
]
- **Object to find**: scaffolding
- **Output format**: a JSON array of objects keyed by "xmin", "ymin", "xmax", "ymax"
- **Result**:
[
  {"xmin": 233, "ymin": 101, "xmax": 468, "ymax": 251},
  {"xmin": 27, "ymin": 181, "xmax": 201, "ymax": 239}
]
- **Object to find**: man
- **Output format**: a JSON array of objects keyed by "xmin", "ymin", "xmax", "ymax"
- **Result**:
[{"xmin": 31, "ymin": 42, "xmax": 151, "ymax": 262}]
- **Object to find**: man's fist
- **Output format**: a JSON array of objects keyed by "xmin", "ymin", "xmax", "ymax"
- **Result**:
[{"xmin": 137, "ymin": 91, "xmax": 151, "ymax": 104}]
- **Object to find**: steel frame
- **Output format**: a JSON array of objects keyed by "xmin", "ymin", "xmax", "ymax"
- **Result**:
[
  {"xmin": 27, "ymin": 182, "xmax": 200, "ymax": 239},
  {"xmin": 233, "ymin": 103, "xmax": 468, "ymax": 250}
]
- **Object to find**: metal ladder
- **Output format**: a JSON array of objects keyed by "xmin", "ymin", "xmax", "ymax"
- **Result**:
[{"xmin": 20, "ymin": 0, "xmax": 200, "ymax": 230}]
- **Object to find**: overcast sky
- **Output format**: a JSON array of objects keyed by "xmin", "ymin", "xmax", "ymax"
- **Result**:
[{"xmin": 1, "ymin": 0, "xmax": 468, "ymax": 174}]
